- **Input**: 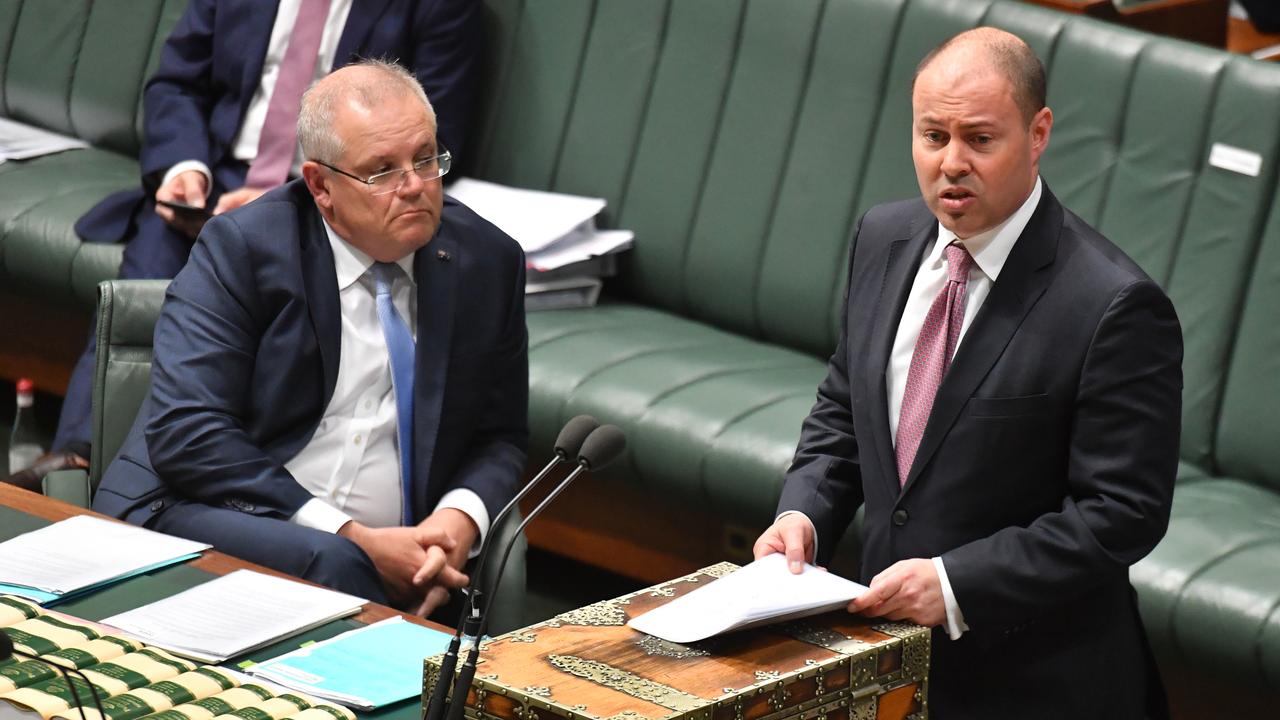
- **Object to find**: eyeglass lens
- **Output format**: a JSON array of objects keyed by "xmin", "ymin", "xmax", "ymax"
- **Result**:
[{"xmin": 369, "ymin": 154, "xmax": 451, "ymax": 195}]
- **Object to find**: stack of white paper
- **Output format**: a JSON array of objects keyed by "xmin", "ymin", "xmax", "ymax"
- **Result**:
[
  {"xmin": 102, "ymin": 569, "xmax": 365, "ymax": 663},
  {"xmin": 0, "ymin": 118, "xmax": 88, "ymax": 163},
  {"xmin": 447, "ymin": 178, "xmax": 634, "ymax": 310},
  {"xmin": 0, "ymin": 515, "xmax": 209, "ymax": 604},
  {"xmin": 627, "ymin": 554, "xmax": 869, "ymax": 643}
]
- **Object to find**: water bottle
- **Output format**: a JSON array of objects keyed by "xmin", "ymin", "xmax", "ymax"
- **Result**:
[{"xmin": 8, "ymin": 378, "xmax": 44, "ymax": 474}]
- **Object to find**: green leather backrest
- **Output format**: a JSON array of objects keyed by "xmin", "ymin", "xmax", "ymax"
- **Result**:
[
  {"xmin": 1023, "ymin": 18, "xmax": 1280, "ymax": 470},
  {"xmin": 474, "ymin": 0, "xmax": 1280, "ymax": 475},
  {"xmin": 0, "ymin": 0, "xmax": 184, "ymax": 155},
  {"xmin": 1216, "ymin": 193, "xmax": 1280, "ymax": 493},
  {"xmin": 89, "ymin": 280, "xmax": 168, "ymax": 489}
]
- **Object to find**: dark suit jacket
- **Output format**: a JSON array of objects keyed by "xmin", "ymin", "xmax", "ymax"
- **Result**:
[
  {"xmin": 94, "ymin": 180, "xmax": 528, "ymax": 531},
  {"xmin": 77, "ymin": 0, "xmax": 481, "ymax": 243},
  {"xmin": 777, "ymin": 188, "xmax": 1182, "ymax": 719}
]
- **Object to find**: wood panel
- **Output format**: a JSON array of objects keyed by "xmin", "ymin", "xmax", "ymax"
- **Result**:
[
  {"xmin": 1021, "ymin": 0, "xmax": 1229, "ymax": 47},
  {"xmin": 518, "ymin": 474, "xmax": 758, "ymax": 585},
  {"xmin": 0, "ymin": 289, "xmax": 91, "ymax": 396},
  {"xmin": 1228, "ymin": 15, "xmax": 1280, "ymax": 60}
]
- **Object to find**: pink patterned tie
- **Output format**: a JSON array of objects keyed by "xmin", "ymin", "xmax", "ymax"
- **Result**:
[
  {"xmin": 895, "ymin": 242, "xmax": 975, "ymax": 486},
  {"xmin": 244, "ymin": 0, "xmax": 333, "ymax": 188}
]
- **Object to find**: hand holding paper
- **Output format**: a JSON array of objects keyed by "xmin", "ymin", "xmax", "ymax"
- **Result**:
[{"xmin": 626, "ymin": 554, "xmax": 867, "ymax": 643}]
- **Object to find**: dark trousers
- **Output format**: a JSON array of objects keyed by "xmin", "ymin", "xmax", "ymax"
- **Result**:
[
  {"xmin": 147, "ymin": 500, "xmax": 394, "ymax": 606},
  {"xmin": 144, "ymin": 499, "xmax": 510, "ymax": 630}
]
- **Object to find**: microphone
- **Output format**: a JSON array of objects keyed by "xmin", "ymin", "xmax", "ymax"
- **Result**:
[
  {"xmin": 422, "ymin": 415, "xmax": 599, "ymax": 720},
  {"xmin": 440, "ymin": 425, "xmax": 627, "ymax": 720},
  {"xmin": 1, "ymin": 629, "xmax": 105, "ymax": 720}
]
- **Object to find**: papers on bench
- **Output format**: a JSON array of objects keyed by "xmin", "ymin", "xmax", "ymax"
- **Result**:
[
  {"xmin": 247, "ymin": 617, "xmax": 452, "ymax": 710},
  {"xmin": 627, "ymin": 554, "xmax": 869, "ymax": 643},
  {"xmin": 0, "ymin": 515, "xmax": 208, "ymax": 604},
  {"xmin": 0, "ymin": 117, "xmax": 88, "ymax": 163},
  {"xmin": 102, "ymin": 569, "xmax": 365, "ymax": 663},
  {"xmin": 447, "ymin": 178, "xmax": 634, "ymax": 309}
]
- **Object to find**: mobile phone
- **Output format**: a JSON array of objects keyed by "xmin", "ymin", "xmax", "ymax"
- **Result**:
[{"xmin": 157, "ymin": 199, "xmax": 213, "ymax": 221}]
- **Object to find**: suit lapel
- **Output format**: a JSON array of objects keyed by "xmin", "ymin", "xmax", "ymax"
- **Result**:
[
  {"xmin": 333, "ymin": 0, "xmax": 393, "ymax": 69},
  {"xmin": 299, "ymin": 197, "xmax": 342, "ymax": 409},
  {"xmin": 411, "ymin": 230, "xmax": 458, "ymax": 518},
  {"xmin": 866, "ymin": 215, "xmax": 936, "ymax": 496},
  {"xmin": 901, "ymin": 189, "xmax": 1063, "ymax": 494}
]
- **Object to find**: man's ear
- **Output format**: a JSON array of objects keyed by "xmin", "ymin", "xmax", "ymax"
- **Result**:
[
  {"xmin": 301, "ymin": 161, "xmax": 333, "ymax": 211},
  {"xmin": 1029, "ymin": 106, "xmax": 1053, "ymax": 165}
]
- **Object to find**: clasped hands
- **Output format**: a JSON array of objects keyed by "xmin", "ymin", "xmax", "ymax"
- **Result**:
[
  {"xmin": 753, "ymin": 513, "xmax": 946, "ymax": 628},
  {"xmin": 339, "ymin": 507, "xmax": 477, "ymax": 618},
  {"xmin": 154, "ymin": 170, "xmax": 268, "ymax": 238}
]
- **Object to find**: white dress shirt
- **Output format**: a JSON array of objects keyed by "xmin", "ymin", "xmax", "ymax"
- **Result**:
[
  {"xmin": 889, "ymin": 177, "xmax": 1042, "ymax": 640},
  {"xmin": 285, "ymin": 220, "xmax": 490, "ymax": 554},
  {"xmin": 162, "ymin": 0, "xmax": 354, "ymax": 191},
  {"xmin": 781, "ymin": 177, "xmax": 1043, "ymax": 641}
]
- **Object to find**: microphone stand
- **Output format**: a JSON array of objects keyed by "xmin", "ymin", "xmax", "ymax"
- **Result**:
[
  {"xmin": 440, "ymin": 464, "xmax": 589, "ymax": 720},
  {"xmin": 422, "ymin": 416, "xmax": 598, "ymax": 720},
  {"xmin": 441, "ymin": 425, "xmax": 625, "ymax": 720}
]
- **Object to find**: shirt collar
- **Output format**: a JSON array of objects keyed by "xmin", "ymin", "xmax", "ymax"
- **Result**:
[
  {"xmin": 322, "ymin": 219, "xmax": 417, "ymax": 290},
  {"xmin": 933, "ymin": 175, "xmax": 1042, "ymax": 282}
]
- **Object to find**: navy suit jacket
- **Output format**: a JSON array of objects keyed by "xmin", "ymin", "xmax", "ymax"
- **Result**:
[
  {"xmin": 94, "ymin": 180, "xmax": 528, "ymax": 530},
  {"xmin": 78, "ymin": 0, "xmax": 481, "ymax": 243},
  {"xmin": 777, "ymin": 188, "xmax": 1182, "ymax": 719}
]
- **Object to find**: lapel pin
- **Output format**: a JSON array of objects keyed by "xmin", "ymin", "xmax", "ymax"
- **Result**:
[{"xmin": 436, "ymin": 249, "xmax": 452, "ymax": 262}]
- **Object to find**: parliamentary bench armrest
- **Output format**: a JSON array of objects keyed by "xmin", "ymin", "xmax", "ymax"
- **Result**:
[{"xmin": 42, "ymin": 469, "xmax": 92, "ymax": 508}]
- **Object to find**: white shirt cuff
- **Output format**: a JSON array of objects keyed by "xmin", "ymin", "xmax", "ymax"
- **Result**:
[
  {"xmin": 775, "ymin": 510, "xmax": 819, "ymax": 563},
  {"xmin": 932, "ymin": 556, "xmax": 970, "ymax": 640},
  {"xmin": 291, "ymin": 497, "xmax": 353, "ymax": 534},
  {"xmin": 435, "ymin": 489, "xmax": 490, "ymax": 559},
  {"xmin": 161, "ymin": 160, "xmax": 213, "ymax": 199}
]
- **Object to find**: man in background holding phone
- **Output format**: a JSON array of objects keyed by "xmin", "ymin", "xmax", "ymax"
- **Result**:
[{"xmin": 0, "ymin": 0, "xmax": 482, "ymax": 488}]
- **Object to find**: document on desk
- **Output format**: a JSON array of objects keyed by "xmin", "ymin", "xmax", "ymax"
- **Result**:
[
  {"xmin": 102, "ymin": 569, "xmax": 365, "ymax": 663},
  {"xmin": 627, "ymin": 554, "xmax": 869, "ymax": 643},
  {"xmin": 0, "ymin": 515, "xmax": 209, "ymax": 600},
  {"xmin": 248, "ymin": 617, "xmax": 452, "ymax": 709}
]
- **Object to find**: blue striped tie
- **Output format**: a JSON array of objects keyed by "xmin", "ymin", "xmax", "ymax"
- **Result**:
[{"xmin": 372, "ymin": 262, "xmax": 416, "ymax": 526}]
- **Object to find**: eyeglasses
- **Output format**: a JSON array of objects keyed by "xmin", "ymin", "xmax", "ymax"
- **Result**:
[{"xmin": 316, "ymin": 148, "xmax": 452, "ymax": 196}]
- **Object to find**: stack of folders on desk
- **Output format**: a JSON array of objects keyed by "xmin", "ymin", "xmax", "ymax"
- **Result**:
[
  {"xmin": 447, "ymin": 178, "xmax": 635, "ymax": 311},
  {"xmin": 0, "ymin": 516, "xmax": 209, "ymax": 605},
  {"xmin": 0, "ymin": 597, "xmax": 359, "ymax": 720},
  {"xmin": 102, "ymin": 570, "xmax": 365, "ymax": 664},
  {"xmin": 247, "ymin": 617, "xmax": 451, "ymax": 710}
]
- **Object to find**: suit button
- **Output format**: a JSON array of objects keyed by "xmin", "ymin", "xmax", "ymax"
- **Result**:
[
  {"xmin": 149, "ymin": 500, "xmax": 165, "ymax": 512},
  {"xmin": 892, "ymin": 509, "xmax": 908, "ymax": 526}
]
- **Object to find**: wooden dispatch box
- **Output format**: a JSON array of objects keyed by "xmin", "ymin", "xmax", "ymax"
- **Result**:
[{"xmin": 423, "ymin": 563, "xmax": 931, "ymax": 720}]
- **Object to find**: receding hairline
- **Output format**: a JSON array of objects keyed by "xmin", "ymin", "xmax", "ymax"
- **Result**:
[
  {"xmin": 297, "ymin": 59, "xmax": 436, "ymax": 165},
  {"xmin": 912, "ymin": 28, "xmax": 1047, "ymax": 123}
]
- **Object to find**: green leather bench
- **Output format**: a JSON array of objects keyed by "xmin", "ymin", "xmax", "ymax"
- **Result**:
[
  {"xmin": 465, "ymin": 0, "xmax": 1280, "ymax": 696},
  {"xmin": 2, "ymin": 0, "xmax": 1279, "ymax": 699}
]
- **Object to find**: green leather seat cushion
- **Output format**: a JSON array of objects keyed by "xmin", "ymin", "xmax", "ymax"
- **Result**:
[
  {"xmin": 0, "ymin": 149, "xmax": 134, "ymax": 306},
  {"xmin": 527, "ymin": 303, "xmax": 824, "ymax": 527},
  {"xmin": 1132, "ymin": 478, "xmax": 1280, "ymax": 685}
]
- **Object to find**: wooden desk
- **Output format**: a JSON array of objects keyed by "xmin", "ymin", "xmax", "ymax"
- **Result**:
[
  {"xmin": 0, "ymin": 484, "xmax": 447, "ymax": 720},
  {"xmin": 0, "ymin": 483, "xmax": 444, "ymax": 629}
]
